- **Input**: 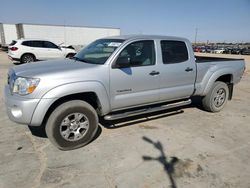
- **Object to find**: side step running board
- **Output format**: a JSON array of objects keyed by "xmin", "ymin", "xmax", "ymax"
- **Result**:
[{"xmin": 104, "ymin": 99, "xmax": 191, "ymax": 121}]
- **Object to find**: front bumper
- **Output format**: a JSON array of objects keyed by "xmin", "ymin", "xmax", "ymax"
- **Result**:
[{"xmin": 4, "ymin": 85, "xmax": 40, "ymax": 125}]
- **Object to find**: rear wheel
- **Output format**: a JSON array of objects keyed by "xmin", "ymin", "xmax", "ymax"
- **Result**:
[
  {"xmin": 202, "ymin": 81, "xmax": 229, "ymax": 112},
  {"xmin": 21, "ymin": 54, "xmax": 35, "ymax": 63},
  {"xmin": 45, "ymin": 100, "xmax": 98, "ymax": 150}
]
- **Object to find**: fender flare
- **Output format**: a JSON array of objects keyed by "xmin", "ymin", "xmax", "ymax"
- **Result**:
[
  {"xmin": 202, "ymin": 68, "xmax": 234, "ymax": 96},
  {"xmin": 30, "ymin": 81, "xmax": 110, "ymax": 126}
]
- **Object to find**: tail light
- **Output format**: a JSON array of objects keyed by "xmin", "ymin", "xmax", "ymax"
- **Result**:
[{"xmin": 9, "ymin": 47, "xmax": 18, "ymax": 51}]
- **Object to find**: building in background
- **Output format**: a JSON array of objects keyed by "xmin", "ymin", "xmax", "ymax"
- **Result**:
[
  {"xmin": 0, "ymin": 23, "xmax": 18, "ymax": 47},
  {"xmin": 0, "ymin": 23, "xmax": 121, "ymax": 50}
]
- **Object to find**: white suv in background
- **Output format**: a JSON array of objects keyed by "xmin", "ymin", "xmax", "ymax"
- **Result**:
[{"xmin": 8, "ymin": 39, "xmax": 76, "ymax": 63}]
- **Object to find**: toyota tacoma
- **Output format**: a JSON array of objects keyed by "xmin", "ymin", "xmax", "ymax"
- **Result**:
[{"xmin": 4, "ymin": 35, "xmax": 245, "ymax": 150}]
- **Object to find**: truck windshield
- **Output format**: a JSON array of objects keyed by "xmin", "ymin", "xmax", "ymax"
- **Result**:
[{"xmin": 74, "ymin": 39, "xmax": 125, "ymax": 64}]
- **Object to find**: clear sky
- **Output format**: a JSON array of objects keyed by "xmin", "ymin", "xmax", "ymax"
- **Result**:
[{"xmin": 0, "ymin": 0, "xmax": 249, "ymax": 42}]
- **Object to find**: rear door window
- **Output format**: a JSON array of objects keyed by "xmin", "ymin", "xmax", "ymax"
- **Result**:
[
  {"xmin": 22, "ymin": 41, "xmax": 32, "ymax": 47},
  {"xmin": 161, "ymin": 40, "xmax": 188, "ymax": 64},
  {"xmin": 22, "ymin": 40, "xmax": 43, "ymax": 48}
]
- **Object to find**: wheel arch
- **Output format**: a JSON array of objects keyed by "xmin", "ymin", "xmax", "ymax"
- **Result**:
[
  {"xmin": 215, "ymin": 74, "xmax": 233, "ymax": 83},
  {"xmin": 30, "ymin": 82, "xmax": 110, "ymax": 126},
  {"xmin": 203, "ymin": 72, "xmax": 234, "ymax": 100},
  {"xmin": 21, "ymin": 53, "xmax": 36, "ymax": 61},
  {"xmin": 41, "ymin": 92, "xmax": 101, "ymax": 127}
]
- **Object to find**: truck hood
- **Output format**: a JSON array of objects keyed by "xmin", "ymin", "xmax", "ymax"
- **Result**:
[{"xmin": 12, "ymin": 59, "xmax": 98, "ymax": 79}]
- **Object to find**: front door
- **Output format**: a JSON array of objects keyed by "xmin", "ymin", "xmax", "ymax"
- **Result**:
[
  {"xmin": 43, "ymin": 41, "xmax": 63, "ymax": 59},
  {"xmin": 110, "ymin": 40, "xmax": 160, "ymax": 110}
]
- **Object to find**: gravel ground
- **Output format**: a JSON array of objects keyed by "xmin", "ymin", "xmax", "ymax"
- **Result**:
[{"xmin": 0, "ymin": 51, "xmax": 250, "ymax": 188}]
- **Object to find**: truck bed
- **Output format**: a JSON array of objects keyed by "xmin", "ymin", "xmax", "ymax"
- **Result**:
[
  {"xmin": 195, "ymin": 56, "xmax": 243, "ymax": 63},
  {"xmin": 194, "ymin": 56, "xmax": 245, "ymax": 96}
]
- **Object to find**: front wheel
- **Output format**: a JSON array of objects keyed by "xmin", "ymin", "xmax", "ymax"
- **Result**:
[
  {"xmin": 202, "ymin": 81, "xmax": 229, "ymax": 112},
  {"xmin": 45, "ymin": 100, "xmax": 98, "ymax": 150}
]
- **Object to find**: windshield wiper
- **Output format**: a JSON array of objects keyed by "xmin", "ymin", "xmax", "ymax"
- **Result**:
[
  {"xmin": 71, "ymin": 56, "xmax": 102, "ymax": 65},
  {"xmin": 71, "ymin": 56, "xmax": 87, "ymax": 63}
]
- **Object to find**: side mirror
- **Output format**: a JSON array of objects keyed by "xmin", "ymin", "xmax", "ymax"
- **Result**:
[{"xmin": 115, "ymin": 56, "xmax": 130, "ymax": 68}]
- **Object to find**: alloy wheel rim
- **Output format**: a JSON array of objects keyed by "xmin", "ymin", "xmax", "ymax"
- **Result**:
[
  {"xmin": 60, "ymin": 113, "xmax": 89, "ymax": 141},
  {"xmin": 213, "ymin": 88, "xmax": 226, "ymax": 107},
  {"xmin": 23, "ymin": 56, "xmax": 33, "ymax": 63}
]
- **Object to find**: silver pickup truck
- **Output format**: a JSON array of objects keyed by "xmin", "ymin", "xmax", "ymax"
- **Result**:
[{"xmin": 4, "ymin": 35, "xmax": 245, "ymax": 150}]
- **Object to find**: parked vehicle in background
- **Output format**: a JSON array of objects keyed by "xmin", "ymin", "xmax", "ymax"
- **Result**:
[
  {"xmin": 193, "ymin": 46, "xmax": 202, "ymax": 52},
  {"xmin": 193, "ymin": 46, "xmax": 207, "ymax": 53},
  {"xmin": 223, "ymin": 48, "xmax": 233, "ymax": 54},
  {"xmin": 231, "ymin": 48, "xmax": 242, "ymax": 55},
  {"xmin": 205, "ymin": 47, "xmax": 213, "ymax": 53},
  {"xmin": 213, "ymin": 48, "xmax": 225, "ymax": 54},
  {"xmin": 200, "ymin": 46, "xmax": 207, "ymax": 53},
  {"xmin": 241, "ymin": 47, "xmax": 250, "ymax": 55},
  {"xmin": 4, "ymin": 35, "xmax": 245, "ymax": 150},
  {"xmin": 209, "ymin": 47, "xmax": 216, "ymax": 54},
  {"xmin": 8, "ymin": 39, "xmax": 76, "ymax": 63}
]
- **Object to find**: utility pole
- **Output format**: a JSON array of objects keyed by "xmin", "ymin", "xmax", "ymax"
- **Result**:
[
  {"xmin": 194, "ymin": 28, "xmax": 198, "ymax": 45},
  {"xmin": 64, "ymin": 19, "xmax": 66, "ymax": 45}
]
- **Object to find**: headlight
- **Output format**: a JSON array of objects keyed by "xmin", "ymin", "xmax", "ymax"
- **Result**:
[{"xmin": 13, "ymin": 77, "xmax": 40, "ymax": 95}]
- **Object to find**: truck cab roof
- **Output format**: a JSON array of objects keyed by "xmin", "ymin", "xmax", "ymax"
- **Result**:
[{"xmin": 104, "ymin": 34, "xmax": 189, "ymax": 42}]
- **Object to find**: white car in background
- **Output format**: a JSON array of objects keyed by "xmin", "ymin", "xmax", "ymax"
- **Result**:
[
  {"xmin": 8, "ymin": 39, "xmax": 76, "ymax": 63},
  {"xmin": 213, "ymin": 48, "xmax": 225, "ymax": 54}
]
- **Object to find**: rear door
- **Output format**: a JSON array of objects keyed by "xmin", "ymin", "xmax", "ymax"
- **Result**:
[
  {"xmin": 110, "ymin": 40, "xmax": 160, "ymax": 110},
  {"xmin": 158, "ymin": 40, "xmax": 196, "ymax": 101}
]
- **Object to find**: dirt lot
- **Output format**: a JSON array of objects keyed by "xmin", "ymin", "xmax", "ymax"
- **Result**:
[{"xmin": 0, "ymin": 51, "xmax": 250, "ymax": 188}]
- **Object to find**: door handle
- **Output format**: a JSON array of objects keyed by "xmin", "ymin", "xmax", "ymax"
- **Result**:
[
  {"xmin": 185, "ymin": 67, "xmax": 193, "ymax": 72},
  {"xmin": 149, "ymin": 71, "xmax": 160, "ymax": 76}
]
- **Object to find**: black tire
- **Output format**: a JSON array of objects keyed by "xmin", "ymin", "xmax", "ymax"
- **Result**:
[
  {"xmin": 45, "ymin": 100, "xmax": 98, "ymax": 150},
  {"xmin": 21, "ymin": 54, "xmax": 35, "ymax": 63},
  {"xmin": 202, "ymin": 81, "xmax": 229, "ymax": 112}
]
